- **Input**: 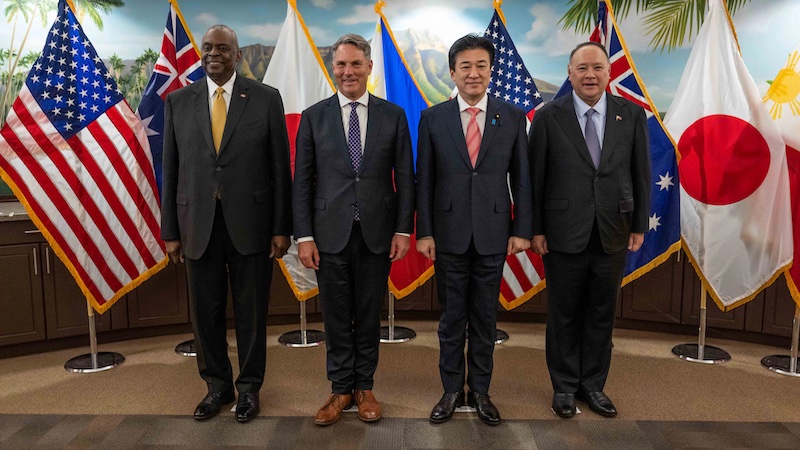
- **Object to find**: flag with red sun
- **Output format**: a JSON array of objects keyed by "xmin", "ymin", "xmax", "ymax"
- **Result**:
[{"xmin": 665, "ymin": 0, "xmax": 793, "ymax": 311}]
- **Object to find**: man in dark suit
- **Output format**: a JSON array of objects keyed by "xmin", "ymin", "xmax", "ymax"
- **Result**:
[
  {"xmin": 161, "ymin": 24, "xmax": 292, "ymax": 423},
  {"xmin": 528, "ymin": 42, "xmax": 650, "ymax": 419},
  {"xmin": 293, "ymin": 34, "xmax": 415, "ymax": 426},
  {"xmin": 416, "ymin": 34, "xmax": 532, "ymax": 426}
]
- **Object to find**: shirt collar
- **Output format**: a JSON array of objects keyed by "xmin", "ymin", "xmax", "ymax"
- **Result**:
[
  {"xmin": 207, "ymin": 72, "xmax": 237, "ymax": 99},
  {"xmin": 456, "ymin": 93, "xmax": 488, "ymax": 113},
  {"xmin": 338, "ymin": 90, "xmax": 370, "ymax": 108},
  {"xmin": 572, "ymin": 90, "xmax": 607, "ymax": 118}
]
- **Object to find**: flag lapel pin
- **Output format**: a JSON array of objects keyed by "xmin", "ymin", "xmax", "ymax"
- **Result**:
[{"xmin": 615, "ymin": 115, "xmax": 622, "ymax": 121}]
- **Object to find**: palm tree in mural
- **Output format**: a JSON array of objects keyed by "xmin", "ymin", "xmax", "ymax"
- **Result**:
[
  {"xmin": 560, "ymin": 0, "xmax": 751, "ymax": 52},
  {"xmin": 141, "ymin": 48, "xmax": 158, "ymax": 76},
  {"xmin": 108, "ymin": 53, "xmax": 124, "ymax": 84},
  {"xmin": 72, "ymin": 0, "xmax": 125, "ymax": 31}
]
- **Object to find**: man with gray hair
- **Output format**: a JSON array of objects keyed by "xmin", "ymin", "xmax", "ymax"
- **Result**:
[{"xmin": 293, "ymin": 34, "xmax": 415, "ymax": 426}]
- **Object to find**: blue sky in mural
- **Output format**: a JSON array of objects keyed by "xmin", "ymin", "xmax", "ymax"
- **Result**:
[{"xmin": 2, "ymin": 0, "xmax": 800, "ymax": 110}]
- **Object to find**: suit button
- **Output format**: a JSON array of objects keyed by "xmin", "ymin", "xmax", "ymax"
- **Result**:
[
  {"xmin": 216, "ymin": 167, "xmax": 222, "ymax": 172},
  {"xmin": 355, "ymin": 177, "xmax": 360, "ymax": 182},
  {"xmin": 594, "ymin": 177, "xmax": 598, "ymax": 182},
  {"xmin": 589, "ymin": 203, "xmax": 595, "ymax": 207},
  {"xmin": 472, "ymin": 172, "xmax": 477, "ymax": 177}
]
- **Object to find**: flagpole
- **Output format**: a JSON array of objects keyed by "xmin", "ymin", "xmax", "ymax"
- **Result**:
[
  {"xmin": 278, "ymin": 300, "xmax": 325, "ymax": 348},
  {"xmin": 671, "ymin": 287, "xmax": 731, "ymax": 364},
  {"xmin": 64, "ymin": 300, "xmax": 125, "ymax": 373},
  {"xmin": 380, "ymin": 292, "xmax": 417, "ymax": 343},
  {"xmin": 760, "ymin": 305, "xmax": 800, "ymax": 377}
]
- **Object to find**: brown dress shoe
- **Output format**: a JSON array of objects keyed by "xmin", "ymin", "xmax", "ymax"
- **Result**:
[
  {"xmin": 354, "ymin": 389, "xmax": 382, "ymax": 422},
  {"xmin": 314, "ymin": 393, "xmax": 353, "ymax": 426}
]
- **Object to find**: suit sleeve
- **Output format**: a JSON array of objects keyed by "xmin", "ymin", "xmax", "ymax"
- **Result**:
[
  {"xmin": 631, "ymin": 105, "xmax": 651, "ymax": 233},
  {"xmin": 268, "ymin": 88, "xmax": 293, "ymax": 236},
  {"xmin": 292, "ymin": 110, "xmax": 315, "ymax": 240},
  {"xmin": 394, "ymin": 108, "xmax": 415, "ymax": 234},
  {"xmin": 510, "ymin": 109, "xmax": 533, "ymax": 239},
  {"xmin": 415, "ymin": 109, "xmax": 434, "ymax": 238},
  {"xmin": 528, "ymin": 109, "xmax": 548, "ymax": 236},
  {"xmin": 160, "ymin": 93, "xmax": 180, "ymax": 241}
]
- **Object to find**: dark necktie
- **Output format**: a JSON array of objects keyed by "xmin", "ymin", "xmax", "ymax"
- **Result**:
[
  {"xmin": 347, "ymin": 101, "xmax": 362, "ymax": 220},
  {"xmin": 585, "ymin": 108, "xmax": 601, "ymax": 169}
]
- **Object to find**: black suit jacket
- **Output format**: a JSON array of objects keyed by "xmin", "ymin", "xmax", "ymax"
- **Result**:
[
  {"xmin": 529, "ymin": 93, "xmax": 650, "ymax": 254},
  {"xmin": 293, "ymin": 93, "xmax": 415, "ymax": 254},
  {"xmin": 161, "ymin": 76, "xmax": 292, "ymax": 259},
  {"xmin": 416, "ymin": 97, "xmax": 533, "ymax": 255}
]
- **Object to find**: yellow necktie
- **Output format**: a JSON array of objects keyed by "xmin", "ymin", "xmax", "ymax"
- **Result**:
[{"xmin": 211, "ymin": 87, "xmax": 226, "ymax": 153}]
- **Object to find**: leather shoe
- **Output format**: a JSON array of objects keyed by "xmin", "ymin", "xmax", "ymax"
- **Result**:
[
  {"xmin": 235, "ymin": 392, "xmax": 260, "ymax": 423},
  {"xmin": 467, "ymin": 391, "xmax": 501, "ymax": 426},
  {"xmin": 429, "ymin": 391, "xmax": 464, "ymax": 424},
  {"xmin": 577, "ymin": 391, "xmax": 617, "ymax": 417},
  {"xmin": 314, "ymin": 393, "xmax": 353, "ymax": 426},
  {"xmin": 193, "ymin": 391, "xmax": 235, "ymax": 421},
  {"xmin": 552, "ymin": 392, "xmax": 576, "ymax": 418},
  {"xmin": 353, "ymin": 389, "xmax": 382, "ymax": 422}
]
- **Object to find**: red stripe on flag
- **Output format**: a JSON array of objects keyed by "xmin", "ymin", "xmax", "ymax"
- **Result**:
[
  {"xmin": 0, "ymin": 122, "xmax": 110, "ymax": 301},
  {"xmin": 13, "ymin": 102, "xmax": 127, "ymax": 291},
  {"xmin": 505, "ymin": 254, "xmax": 534, "ymax": 292},
  {"xmin": 499, "ymin": 275, "xmax": 517, "ymax": 303}
]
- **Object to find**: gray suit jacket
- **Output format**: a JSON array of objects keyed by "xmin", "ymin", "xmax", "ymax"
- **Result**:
[
  {"xmin": 292, "ymin": 93, "xmax": 415, "ymax": 254},
  {"xmin": 416, "ymin": 97, "xmax": 533, "ymax": 255},
  {"xmin": 529, "ymin": 93, "xmax": 650, "ymax": 254},
  {"xmin": 161, "ymin": 76, "xmax": 292, "ymax": 259}
]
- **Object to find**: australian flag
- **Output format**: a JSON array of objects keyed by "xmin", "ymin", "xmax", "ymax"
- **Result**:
[
  {"xmin": 555, "ymin": 0, "xmax": 680, "ymax": 283},
  {"xmin": 136, "ymin": 1, "xmax": 204, "ymax": 194}
]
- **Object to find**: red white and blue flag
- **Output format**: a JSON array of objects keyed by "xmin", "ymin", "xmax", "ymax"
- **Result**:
[
  {"xmin": 554, "ymin": 0, "xmax": 681, "ymax": 286},
  {"xmin": 136, "ymin": 0, "xmax": 204, "ymax": 194},
  {"xmin": 0, "ymin": 0, "xmax": 167, "ymax": 313},
  {"xmin": 483, "ymin": 8, "xmax": 546, "ymax": 310}
]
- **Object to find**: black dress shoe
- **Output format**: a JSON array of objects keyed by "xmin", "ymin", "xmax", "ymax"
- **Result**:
[
  {"xmin": 552, "ymin": 392, "xmax": 576, "ymax": 418},
  {"xmin": 430, "ymin": 391, "xmax": 465, "ymax": 424},
  {"xmin": 467, "ymin": 391, "xmax": 501, "ymax": 426},
  {"xmin": 236, "ymin": 392, "xmax": 260, "ymax": 423},
  {"xmin": 577, "ymin": 391, "xmax": 617, "ymax": 417},
  {"xmin": 194, "ymin": 391, "xmax": 235, "ymax": 421}
]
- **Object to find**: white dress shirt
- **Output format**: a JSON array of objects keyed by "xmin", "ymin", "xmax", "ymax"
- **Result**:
[
  {"xmin": 207, "ymin": 71, "xmax": 236, "ymax": 116},
  {"xmin": 456, "ymin": 93, "xmax": 488, "ymax": 137},
  {"xmin": 572, "ymin": 90, "xmax": 606, "ymax": 149}
]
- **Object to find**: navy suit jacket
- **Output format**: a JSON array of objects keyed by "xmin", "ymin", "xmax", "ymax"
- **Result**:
[
  {"xmin": 529, "ymin": 93, "xmax": 650, "ymax": 254},
  {"xmin": 292, "ymin": 93, "xmax": 415, "ymax": 254},
  {"xmin": 416, "ymin": 97, "xmax": 533, "ymax": 255},
  {"xmin": 161, "ymin": 76, "xmax": 292, "ymax": 259}
]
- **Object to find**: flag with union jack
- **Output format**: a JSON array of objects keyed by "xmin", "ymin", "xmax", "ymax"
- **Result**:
[
  {"xmin": 483, "ymin": 8, "xmax": 547, "ymax": 310},
  {"xmin": 136, "ymin": 0, "xmax": 204, "ymax": 194},
  {"xmin": 554, "ymin": 0, "xmax": 681, "ymax": 285},
  {"xmin": 0, "ymin": 0, "xmax": 167, "ymax": 313}
]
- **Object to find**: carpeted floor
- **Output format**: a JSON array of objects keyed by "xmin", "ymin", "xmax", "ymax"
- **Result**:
[{"xmin": 1, "ymin": 320, "xmax": 800, "ymax": 448}]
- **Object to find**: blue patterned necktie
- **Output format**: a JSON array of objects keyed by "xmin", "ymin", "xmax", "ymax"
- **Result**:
[
  {"xmin": 584, "ymin": 108, "xmax": 601, "ymax": 169},
  {"xmin": 347, "ymin": 101, "xmax": 362, "ymax": 220}
]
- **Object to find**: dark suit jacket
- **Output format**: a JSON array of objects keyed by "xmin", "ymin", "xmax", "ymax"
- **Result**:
[
  {"xmin": 293, "ymin": 93, "xmax": 415, "ymax": 254},
  {"xmin": 161, "ymin": 76, "xmax": 292, "ymax": 260},
  {"xmin": 416, "ymin": 97, "xmax": 533, "ymax": 255},
  {"xmin": 529, "ymin": 93, "xmax": 650, "ymax": 254}
]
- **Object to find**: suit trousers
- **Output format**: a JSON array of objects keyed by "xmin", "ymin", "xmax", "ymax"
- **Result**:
[
  {"xmin": 185, "ymin": 201, "xmax": 272, "ymax": 395},
  {"xmin": 317, "ymin": 223, "xmax": 391, "ymax": 394},
  {"xmin": 543, "ymin": 222, "xmax": 627, "ymax": 394},
  {"xmin": 435, "ymin": 241, "xmax": 505, "ymax": 394}
]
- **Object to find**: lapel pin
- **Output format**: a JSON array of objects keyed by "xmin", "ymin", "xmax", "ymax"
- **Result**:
[
  {"xmin": 492, "ymin": 114, "xmax": 500, "ymax": 126},
  {"xmin": 615, "ymin": 115, "xmax": 622, "ymax": 121}
]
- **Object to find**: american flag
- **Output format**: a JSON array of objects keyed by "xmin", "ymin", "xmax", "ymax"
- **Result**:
[
  {"xmin": 555, "ymin": 0, "xmax": 681, "ymax": 284},
  {"xmin": 136, "ymin": 0, "xmax": 204, "ymax": 194},
  {"xmin": 0, "ymin": 0, "xmax": 166, "ymax": 313},
  {"xmin": 484, "ymin": 9, "xmax": 547, "ymax": 310}
]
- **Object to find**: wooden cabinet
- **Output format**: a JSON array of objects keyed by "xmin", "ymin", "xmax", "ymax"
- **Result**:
[
  {"xmin": 125, "ymin": 262, "xmax": 188, "ymax": 328},
  {"xmin": 620, "ymin": 252, "xmax": 683, "ymax": 324},
  {"xmin": 0, "ymin": 244, "xmax": 46, "ymax": 345},
  {"xmin": 760, "ymin": 277, "xmax": 797, "ymax": 337}
]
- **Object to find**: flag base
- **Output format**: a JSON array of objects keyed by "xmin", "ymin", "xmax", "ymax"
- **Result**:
[
  {"xmin": 278, "ymin": 330, "xmax": 325, "ymax": 348},
  {"xmin": 671, "ymin": 344, "xmax": 730, "ymax": 364},
  {"xmin": 464, "ymin": 328, "xmax": 510, "ymax": 345},
  {"xmin": 380, "ymin": 325, "xmax": 416, "ymax": 343},
  {"xmin": 760, "ymin": 355, "xmax": 800, "ymax": 378},
  {"xmin": 64, "ymin": 351, "xmax": 125, "ymax": 373},
  {"xmin": 175, "ymin": 339, "xmax": 197, "ymax": 357}
]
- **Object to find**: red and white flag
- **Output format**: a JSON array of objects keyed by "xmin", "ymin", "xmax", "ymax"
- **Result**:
[
  {"xmin": 764, "ymin": 43, "xmax": 800, "ymax": 308},
  {"xmin": 263, "ymin": 0, "xmax": 335, "ymax": 300},
  {"xmin": 0, "ymin": 0, "xmax": 166, "ymax": 313},
  {"xmin": 665, "ymin": 0, "xmax": 793, "ymax": 311}
]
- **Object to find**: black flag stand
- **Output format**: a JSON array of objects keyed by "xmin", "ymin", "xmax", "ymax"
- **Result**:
[
  {"xmin": 65, "ymin": 300, "xmax": 125, "ymax": 373},
  {"xmin": 761, "ymin": 305, "xmax": 800, "ymax": 377}
]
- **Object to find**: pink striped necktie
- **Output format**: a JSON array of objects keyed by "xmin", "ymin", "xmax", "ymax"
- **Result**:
[{"xmin": 466, "ymin": 107, "xmax": 481, "ymax": 168}]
